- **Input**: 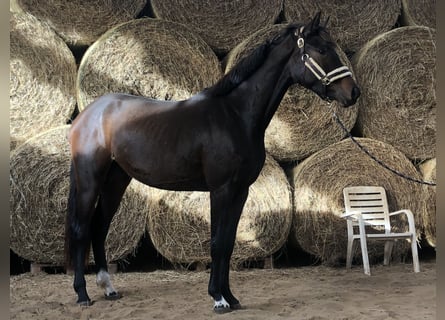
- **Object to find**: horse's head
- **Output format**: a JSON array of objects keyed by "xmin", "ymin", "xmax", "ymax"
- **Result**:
[{"xmin": 287, "ymin": 12, "xmax": 360, "ymax": 107}]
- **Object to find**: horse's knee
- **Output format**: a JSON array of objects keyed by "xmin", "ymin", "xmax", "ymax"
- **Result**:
[{"xmin": 71, "ymin": 223, "xmax": 89, "ymax": 241}]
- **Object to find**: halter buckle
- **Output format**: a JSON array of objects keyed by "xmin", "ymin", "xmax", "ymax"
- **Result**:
[
  {"xmin": 297, "ymin": 37, "xmax": 305, "ymax": 48},
  {"xmin": 321, "ymin": 77, "xmax": 331, "ymax": 86}
]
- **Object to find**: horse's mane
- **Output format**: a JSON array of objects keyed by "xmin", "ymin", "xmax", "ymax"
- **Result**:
[
  {"xmin": 205, "ymin": 24, "xmax": 303, "ymax": 97},
  {"xmin": 205, "ymin": 43, "xmax": 269, "ymax": 97}
]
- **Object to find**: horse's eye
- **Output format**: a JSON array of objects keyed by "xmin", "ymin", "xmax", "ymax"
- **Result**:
[{"xmin": 318, "ymin": 48, "xmax": 326, "ymax": 55}]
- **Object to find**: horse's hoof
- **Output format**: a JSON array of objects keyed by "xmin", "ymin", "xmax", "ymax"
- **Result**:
[
  {"xmin": 104, "ymin": 291, "xmax": 122, "ymax": 301},
  {"xmin": 213, "ymin": 305, "xmax": 232, "ymax": 314},
  {"xmin": 230, "ymin": 303, "xmax": 243, "ymax": 310},
  {"xmin": 77, "ymin": 299, "xmax": 93, "ymax": 307}
]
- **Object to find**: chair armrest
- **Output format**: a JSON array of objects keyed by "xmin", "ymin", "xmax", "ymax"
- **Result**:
[
  {"xmin": 341, "ymin": 211, "xmax": 364, "ymax": 236},
  {"xmin": 389, "ymin": 209, "xmax": 417, "ymax": 235},
  {"xmin": 389, "ymin": 209, "xmax": 413, "ymax": 217},
  {"xmin": 341, "ymin": 211, "xmax": 363, "ymax": 219}
]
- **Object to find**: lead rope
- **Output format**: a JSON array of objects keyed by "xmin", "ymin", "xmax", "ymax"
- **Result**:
[{"xmin": 327, "ymin": 103, "xmax": 436, "ymax": 186}]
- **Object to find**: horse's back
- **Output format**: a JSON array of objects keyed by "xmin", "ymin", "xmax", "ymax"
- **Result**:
[
  {"xmin": 76, "ymin": 93, "xmax": 174, "ymax": 120},
  {"xmin": 70, "ymin": 93, "xmax": 173, "ymax": 143}
]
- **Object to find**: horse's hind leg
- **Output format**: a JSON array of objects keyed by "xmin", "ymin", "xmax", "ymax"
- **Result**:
[
  {"xmin": 91, "ymin": 162, "xmax": 131, "ymax": 300},
  {"xmin": 67, "ymin": 155, "xmax": 110, "ymax": 306}
]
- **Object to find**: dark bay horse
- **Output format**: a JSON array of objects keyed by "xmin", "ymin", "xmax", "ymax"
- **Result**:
[{"xmin": 65, "ymin": 12, "xmax": 360, "ymax": 313}]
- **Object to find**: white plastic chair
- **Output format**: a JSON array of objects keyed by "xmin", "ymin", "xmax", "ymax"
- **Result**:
[{"xmin": 341, "ymin": 186, "xmax": 420, "ymax": 275}]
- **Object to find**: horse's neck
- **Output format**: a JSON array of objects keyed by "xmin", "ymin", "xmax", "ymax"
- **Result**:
[
  {"xmin": 235, "ymin": 49, "xmax": 293, "ymax": 134},
  {"xmin": 260, "ymin": 65, "xmax": 293, "ymax": 130}
]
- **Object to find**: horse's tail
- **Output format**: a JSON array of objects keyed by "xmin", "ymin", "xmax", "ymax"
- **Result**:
[
  {"xmin": 64, "ymin": 160, "xmax": 91, "ymax": 270},
  {"xmin": 65, "ymin": 160, "xmax": 77, "ymax": 270}
]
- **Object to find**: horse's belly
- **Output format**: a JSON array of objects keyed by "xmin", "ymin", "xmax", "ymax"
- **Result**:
[
  {"xmin": 143, "ymin": 178, "xmax": 209, "ymax": 192},
  {"xmin": 117, "ymin": 158, "xmax": 209, "ymax": 192}
]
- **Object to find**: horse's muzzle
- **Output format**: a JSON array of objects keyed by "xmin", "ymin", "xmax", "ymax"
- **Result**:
[
  {"xmin": 351, "ymin": 86, "xmax": 361, "ymax": 102},
  {"xmin": 335, "ymin": 85, "xmax": 361, "ymax": 107},
  {"xmin": 345, "ymin": 85, "xmax": 361, "ymax": 107}
]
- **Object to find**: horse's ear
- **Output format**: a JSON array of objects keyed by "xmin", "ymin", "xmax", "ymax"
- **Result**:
[
  {"xmin": 311, "ymin": 11, "xmax": 322, "ymax": 29},
  {"xmin": 304, "ymin": 11, "xmax": 322, "ymax": 35},
  {"xmin": 323, "ymin": 15, "xmax": 330, "ymax": 28}
]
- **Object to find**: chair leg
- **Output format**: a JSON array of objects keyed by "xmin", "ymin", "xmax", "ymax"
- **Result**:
[
  {"xmin": 359, "ymin": 239, "xmax": 371, "ymax": 275},
  {"xmin": 410, "ymin": 237, "xmax": 420, "ymax": 273},
  {"xmin": 358, "ymin": 224, "xmax": 371, "ymax": 276},
  {"xmin": 346, "ymin": 238, "xmax": 354, "ymax": 269},
  {"xmin": 383, "ymin": 241, "xmax": 394, "ymax": 266}
]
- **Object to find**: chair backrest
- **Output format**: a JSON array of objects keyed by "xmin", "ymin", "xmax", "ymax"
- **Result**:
[{"xmin": 343, "ymin": 186, "xmax": 391, "ymax": 233}]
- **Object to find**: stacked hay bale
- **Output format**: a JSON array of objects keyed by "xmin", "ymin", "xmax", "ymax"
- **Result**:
[
  {"xmin": 10, "ymin": 2, "xmax": 437, "ymax": 271},
  {"xmin": 10, "ymin": 126, "xmax": 149, "ymax": 265},
  {"xmin": 10, "ymin": 0, "xmax": 147, "ymax": 48},
  {"xmin": 150, "ymin": 0, "xmax": 282, "ymax": 56},
  {"xmin": 418, "ymin": 158, "xmax": 436, "ymax": 247},
  {"xmin": 283, "ymin": 0, "xmax": 401, "ymax": 54},
  {"xmin": 77, "ymin": 18, "xmax": 222, "ymax": 110},
  {"xmin": 352, "ymin": 26, "xmax": 436, "ymax": 161},
  {"xmin": 401, "ymin": 0, "xmax": 436, "ymax": 28},
  {"xmin": 225, "ymin": 24, "xmax": 358, "ymax": 162},
  {"xmin": 147, "ymin": 154, "xmax": 292, "ymax": 268},
  {"xmin": 10, "ymin": 12, "xmax": 77, "ymax": 151},
  {"xmin": 290, "ymin": 138, "xmax": 426, "ymax": 266}
]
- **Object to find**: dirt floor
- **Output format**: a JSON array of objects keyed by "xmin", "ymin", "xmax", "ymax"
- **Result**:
[{"xmin": 10, "ymin": 260, "xmax": 435, "ymax": 320}]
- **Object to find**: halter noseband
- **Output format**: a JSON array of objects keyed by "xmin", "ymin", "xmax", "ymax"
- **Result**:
[{"xmin": 295, "ymin": 27, "xmax": 352, "ymax": 86}]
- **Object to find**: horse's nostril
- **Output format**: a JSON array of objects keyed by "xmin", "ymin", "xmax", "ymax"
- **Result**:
[{"xmin": 351, "ymin": 86, "xmax": 361, "ymax": 101}]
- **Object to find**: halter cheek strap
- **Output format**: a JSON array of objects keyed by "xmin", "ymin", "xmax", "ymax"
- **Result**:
[{"xmin": 295, "ymin": 28, "xmax": 352, "ymax": 86}]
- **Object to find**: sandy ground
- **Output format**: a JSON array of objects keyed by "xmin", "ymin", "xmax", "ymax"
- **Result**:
[{"xmin": 10, "ymin": 261, "xmax": 435, "ymax": 320}]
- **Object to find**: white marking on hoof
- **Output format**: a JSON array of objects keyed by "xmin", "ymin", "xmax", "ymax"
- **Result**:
[
  {"xmin": 214, "ymin": 296, "xmax": 230, "ymax": 310},
  {"xmin": 96, "ymin": 270, "xmax": 117, "ymax": 296}
]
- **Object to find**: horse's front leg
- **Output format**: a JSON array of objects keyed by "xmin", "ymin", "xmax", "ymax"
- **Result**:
[{"xmin": 208, "ymin": 185, "xmax": 249, "ymax": 313}]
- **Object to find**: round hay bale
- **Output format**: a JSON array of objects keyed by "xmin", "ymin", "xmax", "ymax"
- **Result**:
[
  {"xmin": 290, "ymin": 137, "xmax": 426, "ymax": 266},
  {"xmin": 10, "ymin": 126, "xmax": 149, "ymax": 265},
  {"xmin": 401, "ymin": 0, "xmax": 436, "ymax": 28},
  {"xmin": 10, "ymin": 12, "xmax": 77, "ymax": 151},
  {"xmin": 10, "ymin": 0, "xmax": 147, "ymax": 47},
  {"xmin": 283, "ymin": 0, "xmax": 401, "ymax": 54},
  {"xmin": 225, "ymin": 24, "xmax": 358, "ymax": 162},
  {"xmin": 352, "ymin": 26, "xmax": 436, "ymax": 161},
  {"xmin": 418, "ymin": 158, "xmax": 436, "ymax": 247},
  {"xmin": 77, "ymin": 18, "xmax": 222, "ymax": 111},
  {"xmin": 150, "ymin": 0, "xmax": 282, "ymax": 56},
  {"xmin": 146, "ymin": 154, "xmax": 292, "ymax": 268}
]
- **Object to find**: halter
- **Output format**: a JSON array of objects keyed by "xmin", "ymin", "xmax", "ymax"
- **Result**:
[{"xmin": 295, "ymin": 27, "xmax": 352, "ymax": 86}]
